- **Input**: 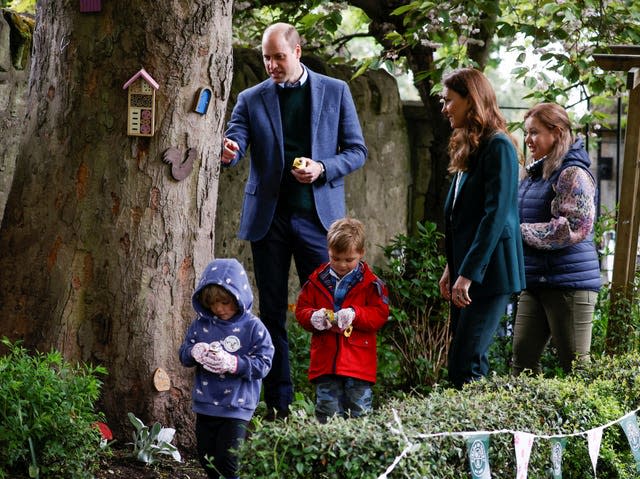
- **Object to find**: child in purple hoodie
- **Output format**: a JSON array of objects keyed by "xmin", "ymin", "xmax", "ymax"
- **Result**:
[{"xmin": 179, "ymin": 258, "xmax": 273, "ymax": 479}]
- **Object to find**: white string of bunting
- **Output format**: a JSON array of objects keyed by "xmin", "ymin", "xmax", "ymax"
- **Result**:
[{"xmin": 378, "ymin": 406, "xmax": 640, "ymax": 479}]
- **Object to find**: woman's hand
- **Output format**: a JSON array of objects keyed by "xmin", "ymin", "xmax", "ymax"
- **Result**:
[
  {"xmin": 451, "ymin": 276, "xmax": 472, "ymax": 308},
  {"xmin": 439, "ymin": 264, "xmax": 451, "ymax": 300}
]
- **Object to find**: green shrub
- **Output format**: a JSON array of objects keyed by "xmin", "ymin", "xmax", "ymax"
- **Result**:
[
  {"xmin": 0, "ymin": 338, "xmax": 107, "ymax": 479},
  {"xmin": 375, "ymin": 221, "xmax": 449, "ymax": 393},
  {"xmin": 573, "ymin": 352, "xmax": 640, "ymax": 406},
  {"xmin": 239, "ymin": 353, "xmax": 640, "ymax": 478},
  {"xmin": 286, "ymin": 315, "xmax": 314, "ymax": 401},
  {"xmin": 593, "ymin": 273, "xmax": 640, "ymax": 356}
]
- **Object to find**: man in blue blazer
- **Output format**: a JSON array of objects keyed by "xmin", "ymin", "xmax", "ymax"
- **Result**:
[{"xmin": 221, "ymin": 22, "xmax": 367, "ymax": 419}]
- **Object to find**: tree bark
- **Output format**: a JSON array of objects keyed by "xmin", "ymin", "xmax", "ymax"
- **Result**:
[{"xmin": 0, "ymin": 0, "xmax": 233, "ymax": 446}]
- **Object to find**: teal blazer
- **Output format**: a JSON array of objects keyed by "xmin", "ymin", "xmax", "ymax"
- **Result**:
[{"xmin": 443, "ymin": 132, "xmax": 525, "ymax": 298}]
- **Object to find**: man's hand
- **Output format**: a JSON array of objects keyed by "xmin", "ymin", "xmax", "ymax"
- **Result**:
[
  {"xmin": 291, "ymin": 157, "xmax": 324, "ymax": 184},
  {"xmin": 221, "ymin": 138, "xmax": 239, "ymax": 164}
]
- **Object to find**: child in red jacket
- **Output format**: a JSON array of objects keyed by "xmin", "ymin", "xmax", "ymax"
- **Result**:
[{"xmin": 295, "ymin": 217, "xmax": 389, "ymax": 423}]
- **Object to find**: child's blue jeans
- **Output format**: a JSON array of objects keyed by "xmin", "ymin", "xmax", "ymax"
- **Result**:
[{"xmin": 314, "ymin": 374, "xmax": 373, "ymax": 423}]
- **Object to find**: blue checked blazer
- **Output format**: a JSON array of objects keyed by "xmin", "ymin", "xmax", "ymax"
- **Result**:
[{"xmin": 224, "ymin": 66, "xmax": 367, "ymax": 241}]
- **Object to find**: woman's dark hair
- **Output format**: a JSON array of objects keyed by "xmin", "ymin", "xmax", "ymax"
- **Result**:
[{"xmin": 443, "ymin": 68, "xmax": 518, "ymax": 173}]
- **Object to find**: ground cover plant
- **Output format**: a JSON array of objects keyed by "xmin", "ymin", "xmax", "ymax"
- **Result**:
[
  {"xmin": 126, "ymin": 413, "xmax": 181, "ymax": 465},
  {"xmin": 0, "ymin": 337, "xmax": 204, "ymax": 479},
  {"xmin": 239, "ymin": 353, "xmax": 640, "ymax": 478}
]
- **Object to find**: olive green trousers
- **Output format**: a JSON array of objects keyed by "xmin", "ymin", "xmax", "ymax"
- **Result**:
[{"xmin": 512, "ymin": 288, "xmax": 597, "ymax": 375}]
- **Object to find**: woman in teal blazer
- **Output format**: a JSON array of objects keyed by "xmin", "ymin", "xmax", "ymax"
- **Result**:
[{"xmin": 438, "ymin": 68, "xmax": 525, "ymax": 389}]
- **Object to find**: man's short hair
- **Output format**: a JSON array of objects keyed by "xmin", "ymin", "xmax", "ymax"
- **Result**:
[
  {"xmin": 327, "ymin": 217, "xmax": 365, "ymax": 253},
  {"xmin": 263, "ymin": 22, "xmax": 301, "ymax": 50}
]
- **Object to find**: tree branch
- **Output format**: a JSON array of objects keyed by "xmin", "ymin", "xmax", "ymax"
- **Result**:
[{"xmin": 332, "ymin": 31, "xmax": 372, "ymax": 50}]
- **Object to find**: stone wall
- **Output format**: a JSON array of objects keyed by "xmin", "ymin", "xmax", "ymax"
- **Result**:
[{"xmin": 214, "ymin": 48, "xmax": 412, "ymax": 303}]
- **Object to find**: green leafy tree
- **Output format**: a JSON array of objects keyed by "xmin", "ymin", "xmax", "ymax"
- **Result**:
[
  {"xmin": 235, "ymin": 0, "xmax": 640, "ymax": 225},
  {"xmin": 3, "ymin": 0, "xmax": 35, "ymax": 12}
]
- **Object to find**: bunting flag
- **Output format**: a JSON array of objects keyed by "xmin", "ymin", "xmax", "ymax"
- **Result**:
[
  {"xmin": 466, "ymin": 434, "xmax": 492, "ymax": 479},
  {"xmin": 587, "ymin": 427, "xmax": 604, "ymax": 477},
  {"xmin": 549, "ymin": 437, "xmax": 567, "ymax": 479},
  {"xmin": 514, "ymin": 431, "xmax": 535, "ymax": 478},
  {"xmin": 619, "ymin": 413, "xmax": 640, "ymax": 471},
  {"xmin": 378, "ymin": 407, "xmax": 640, "ymax": 479}
]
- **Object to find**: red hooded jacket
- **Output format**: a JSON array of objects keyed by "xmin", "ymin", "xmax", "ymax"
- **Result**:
[{"xmin": 295, "ymin": 262, "xmax": 389, "ymax": 383}]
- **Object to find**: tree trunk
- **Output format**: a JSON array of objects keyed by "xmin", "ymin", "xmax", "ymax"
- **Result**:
[{"xmin": 0, "ymin": 0, "xmax": 233, "ymax": 447}]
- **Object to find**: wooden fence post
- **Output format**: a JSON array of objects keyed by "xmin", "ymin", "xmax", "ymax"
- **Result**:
[{"xmin": 593, "ymin": 47, "xmax": 640, "ymax": 353}]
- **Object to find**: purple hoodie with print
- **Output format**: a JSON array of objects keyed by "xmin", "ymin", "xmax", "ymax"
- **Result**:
[{"xmin": 179, "ymin": 258, "xmax": 273, "ymax": 421}]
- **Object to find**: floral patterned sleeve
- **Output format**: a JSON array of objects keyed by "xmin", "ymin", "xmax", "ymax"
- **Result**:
[{"xmin": 520, "ymin": 166, "xmax": 595, "ymax": 250}]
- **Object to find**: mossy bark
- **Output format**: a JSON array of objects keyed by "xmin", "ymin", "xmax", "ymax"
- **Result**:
[{"xmin": 0, "ymin": 10, "xmax": 33, "ymax": 224}]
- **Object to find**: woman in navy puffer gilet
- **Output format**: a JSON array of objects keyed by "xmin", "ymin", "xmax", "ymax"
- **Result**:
[{"xmin": 512, "ymin": 103, "xmax": 601, "ymax": 375}]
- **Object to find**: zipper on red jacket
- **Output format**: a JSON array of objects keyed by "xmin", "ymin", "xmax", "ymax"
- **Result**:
[{"xmin": 332, "ymin": 329, "xmax": 347, "ymax": 374}]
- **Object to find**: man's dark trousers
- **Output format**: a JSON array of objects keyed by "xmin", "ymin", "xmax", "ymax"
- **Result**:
[{"xmin": 251, "ymin": 210, "xmax": 328, "ymax": 414}]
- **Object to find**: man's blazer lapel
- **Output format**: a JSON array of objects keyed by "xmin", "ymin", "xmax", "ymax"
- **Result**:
[
  {"xmin": 309, "ymin": 71, "xmax": 325, "ymax": 152},
  {"xmin": 260, "ymin": 82, "xmax": 284, "ymax": 149}
]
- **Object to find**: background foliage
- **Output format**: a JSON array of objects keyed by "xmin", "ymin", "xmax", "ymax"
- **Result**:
[
  {"xmin": 234, "ymin": 0, "xmax": 640, "ymax": 129},
  {"xmin": 375, "ymin": 221, "xmax": 450, "ymax": 394},
  {"xmin": 1, "ymin": 0, "xmax": 35, "ymax": 13}
]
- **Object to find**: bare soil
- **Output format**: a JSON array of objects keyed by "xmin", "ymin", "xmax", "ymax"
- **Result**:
[{"xmin": 94, "ymin": 447, "xmax": 209, "ymax": 479}]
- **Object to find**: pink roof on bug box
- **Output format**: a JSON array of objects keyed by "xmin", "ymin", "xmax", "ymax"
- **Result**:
[{"xmin": 122, "ymin": 68, "xmax": 159, "ymax": 90}]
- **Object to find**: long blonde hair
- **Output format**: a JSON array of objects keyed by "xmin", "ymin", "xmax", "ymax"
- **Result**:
[
  {"xmin": 443, "ymin": 68, "xmax": 517, "ymax": 173},
  {"xmin": 524, "ymin": 103, "xmax": 574, "ymax": 180}
]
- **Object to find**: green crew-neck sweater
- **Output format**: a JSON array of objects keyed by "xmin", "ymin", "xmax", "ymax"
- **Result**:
[{"xmin": 278, "ymin": 82, "xmax": 313, "ymax": 214}]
